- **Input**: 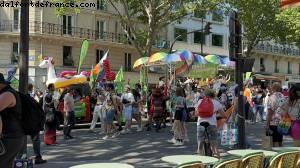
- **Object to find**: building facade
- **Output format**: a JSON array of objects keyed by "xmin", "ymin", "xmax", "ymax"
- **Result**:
[
  {"xmin": 0, "ymin": 0, "xmax": 166, "ymax": 89},
  {"xmin": 167, "ymin": 9, "xmax": 230, "ymax": 57},
  {"xmin": 253, "ymin": 42, "xmax": 300, "ymax": 85}
]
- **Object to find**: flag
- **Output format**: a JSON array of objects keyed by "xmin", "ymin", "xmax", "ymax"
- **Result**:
[
  {"xmin": 92, "ymin": 49, "xmax": 109, "ymax": 75},
  {"xmin": 114, "ymin": 66, "xmax": 124, "ymax": 94},
  {"xmin": 96, "ymin": 67, "xmax": 105, "ymax": 81},
  {"xmin": 89, "ymin": 65, "xmax": 95, "ymax": 88},
  {"xmin": 114, "ymin": 66, "xmax": 123, "ymax": 83},
  {"xmin": 77, "ymin": 40, "xmax": 89, "ymax": 74}
]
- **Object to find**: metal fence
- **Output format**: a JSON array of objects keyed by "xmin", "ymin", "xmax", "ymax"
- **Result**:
[{"xmin": 255, "ymin": 42, "xmax": 300, "ymax": 56}]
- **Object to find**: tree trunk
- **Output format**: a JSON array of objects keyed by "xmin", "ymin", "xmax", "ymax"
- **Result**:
[{"xmin": 19, "ymin": 0, "xmax": 29, "ymax": 93}]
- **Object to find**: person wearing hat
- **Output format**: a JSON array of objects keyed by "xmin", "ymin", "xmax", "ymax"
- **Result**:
[
  {"xmin": 0, "ymin": 73, "xmax": 26, "ymax": 167},
  {"xmin": 120, "ymin": 85, "xmax": 135, "ymax": 134}
]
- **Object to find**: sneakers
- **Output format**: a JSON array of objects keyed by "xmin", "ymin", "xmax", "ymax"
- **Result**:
[
  {"xmin": 35, "ymin": 157, "xmax": 47, "ymax": 164},
  {"xmin": 102, "ymin": 135, "xmax": 109, "ymax": 140},
  {"xmin": 167, "ymin": 138, "xmax": 176, "ymax": 144},
  {"xmin": 174, "ymin": 140, "xmax": 184, "ymax": 146},
  {"xmin": 112, "ymin": 132, "xmax": 120, "ymax": 138},
  {"xmin": 121, "ymin": 129, "xmax": 127, "ymax": 134}
]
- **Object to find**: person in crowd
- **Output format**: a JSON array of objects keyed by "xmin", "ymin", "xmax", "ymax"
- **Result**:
[
  {"xmin": 0, "ymin": 73, "xmax": 26, "ymax": 167},
  {"xmin": 282, "ymin": 85, "xmax": 300, "ymax": 147},
  {"xmin": 121, "ymin": 85, "xmax": 135, "ymax": 134},
  {"xmin": 158, "ymin": 77, "xmax": 165, "ymax": 88},
  {"xmin": 106, "ymin": 84, "xmax": 123, "ymax": 131},
  {"xmin": 244, "ymin": 85, "xmax": 253, "ymax": 121},
  {"xmin": 252, "ymin": 89, "xmax": 266, "ymax": 123},
  {"xmin": 17, "ymin": 84, "xmax": 47, "ymax": 164},
  {"xmin": 148, "ymin": 88, "xmax": 169, "ymax": 132},
  {"xmin": 102, "ymin": 96, "xmax": 119, "ymax": 140},
  {"xmin": 195, "ymin": 89, "xmax": 225, "ymax": 158},
  {"xmin": 169, "ymin": 87, "xmax": 187, "ymax": 145},
  {"xmin": 43, "ymin": 84, "xmax": 57, "ymax": 145},
  {"xmin": 132, "ymin": 89, "xmax": 143, "ymax": 132},
  {"xmin": 89, "ymin": 89, "xmax": 105, "ymax": 133},
  {"xmin": 63, "ymin": 88, "xmax": 76, "ymax": 140},
  {"xmin": 266, "ymin": 82, "xmax": 286, "ymax": 147}
]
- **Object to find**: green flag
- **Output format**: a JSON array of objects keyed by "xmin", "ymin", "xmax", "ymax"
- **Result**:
[
  {"xmin": 89, "ymin": 65, "xmax": 95, "ymax": 88},
  {"xmin": 114, "ymin": 67, "xmax": 124, "ymax": 94},
  {"xmin": 77, "ymin": 39, "xmax": 89, "ymax": 74}
]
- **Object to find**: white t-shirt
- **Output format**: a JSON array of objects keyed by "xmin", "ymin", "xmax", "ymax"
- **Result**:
[
  {"xmin": 195, "ymin": 98, "xmax": 223, "ymax": 126},
  {"xmin": 121, "ymin": 92, "xmax": 134, "ymax": 107}
]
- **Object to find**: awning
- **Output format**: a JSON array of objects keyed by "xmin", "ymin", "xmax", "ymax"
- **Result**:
[{"xmin": 253, "ymin": 74, "xmax": 281, "ymax": 81}]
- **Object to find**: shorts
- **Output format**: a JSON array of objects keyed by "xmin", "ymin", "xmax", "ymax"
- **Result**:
[
  {"xmin": 269, "ymin": 125, "xmax": 283, "ymax": 143},
  {"xmin": 197, "ymin": 124, "xmax": 217, "ymax": 142},
  {"xmin": 105, "ymin": 109, "xmax": 115, "ymax": 123},
  {"xmin": 123, "ymin": 106, "xmax": 132, "ymax": 121}
]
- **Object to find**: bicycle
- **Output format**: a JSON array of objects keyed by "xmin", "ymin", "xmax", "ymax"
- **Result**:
[{"xmin": 199, "ymin": 121, "xmax": 213, "ymax": 156}]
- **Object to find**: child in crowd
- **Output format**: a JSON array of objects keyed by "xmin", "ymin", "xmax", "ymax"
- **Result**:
[{"xmin": 102, "ymin": 97, "xmax": 119, "ymax": 140}]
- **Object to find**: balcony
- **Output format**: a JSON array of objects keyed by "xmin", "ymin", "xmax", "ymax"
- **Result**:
[
  {"xmin": 0, "ymin": 20, "xmax": 126, "ymax": 43},
  {"xmin": 255, "ymin": 42, "xmax": 300, "ymax": 56}
]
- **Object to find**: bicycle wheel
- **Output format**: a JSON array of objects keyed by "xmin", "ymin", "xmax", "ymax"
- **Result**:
[{"xmin": 203, "ymin": 131, "xmax": 213, "ymax": 156}]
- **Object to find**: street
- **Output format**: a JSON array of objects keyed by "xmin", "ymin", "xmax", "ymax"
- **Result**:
[{"xmin": 29, "ymin": 122, "xmax": 293, "ymax": 168}]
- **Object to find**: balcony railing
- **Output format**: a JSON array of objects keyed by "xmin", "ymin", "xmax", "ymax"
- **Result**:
[
  {"xmin": 255, "ymin": 42, "xmax": 300, "ymax": 56},
  {"xmin": 0, "ymin": 20, "xmax": 126, "ymax": 43}
]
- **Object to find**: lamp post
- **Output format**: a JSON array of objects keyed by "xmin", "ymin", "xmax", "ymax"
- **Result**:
[{"xmin": 18, "ymin": 0, "xmax": 29, "ymax": 94}]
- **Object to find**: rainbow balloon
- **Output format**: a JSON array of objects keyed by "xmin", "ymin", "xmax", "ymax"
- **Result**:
[
  {"xmin": 205, "ymin": 55, "xmax": 221, "ymax": 64},
  {"xmin": 148, "ymin": 52, "xmax": 167, "ymax": 64},
  {"xmin": 133, "ymin": 57, "xmax": 149, "ymax": 69}
]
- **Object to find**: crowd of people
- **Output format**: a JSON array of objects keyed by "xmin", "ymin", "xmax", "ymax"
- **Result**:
[{"xmin": 0, "ymin": 71, "xmax": 300, "ymax": 167}]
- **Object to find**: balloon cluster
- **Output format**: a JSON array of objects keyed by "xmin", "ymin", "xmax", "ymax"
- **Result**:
[{"xmin": 103, "ymin": 60, "xmax": 116, "ymax": 81}]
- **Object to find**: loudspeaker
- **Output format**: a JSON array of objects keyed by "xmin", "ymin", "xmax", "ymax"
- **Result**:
[{"xmin": 242, "ymin": 58, "xmax": 255, "ymax": 72}]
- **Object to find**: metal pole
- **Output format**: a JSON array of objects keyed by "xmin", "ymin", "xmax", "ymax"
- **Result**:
[
  {"xmin": 19, "ymin": 0, "xmax": 29, "ymax": 93},
  {"xmin": 201, "ymin": 18, "xmax": 204, "ymax": 55}
]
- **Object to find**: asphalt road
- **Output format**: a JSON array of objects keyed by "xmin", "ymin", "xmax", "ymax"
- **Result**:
[{"xmin": 29, "ymin": 122, "xmax": 293, "ymax": 168}]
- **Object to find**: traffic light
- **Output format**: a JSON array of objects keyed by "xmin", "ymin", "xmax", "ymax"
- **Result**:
[
  {"xmin": 229, "ymin": 11, "xmax": 242, "ymax": 61},
  {"xmin": 204, "ymin": 22, "xmax": 212, "ymax": 35}
]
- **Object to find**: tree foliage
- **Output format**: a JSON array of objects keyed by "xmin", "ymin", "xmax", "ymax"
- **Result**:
[
  {"xmin": 276, "ymin": 7, "xmax": 300, "ymax": 46},
  {"xmin": 227, "ymin": 0, "xmax": 280, "ymax": 57}
]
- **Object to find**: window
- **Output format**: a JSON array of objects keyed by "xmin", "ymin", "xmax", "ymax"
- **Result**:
[
  {"xmin": 63, "ymin": 15, "xmax": 72, "ymax": 35},
  {"xmin": 260, "ymin": 58, "xmax": 265, "ymax": 72},
  {"xmin": 212, "ymin": 9, "xmax": 224, "ymax": 22},
  {"xmin": 194, "ymin": 10, "xmax": 206, "ymax": 19},
  {"xmin": 174, "ymin": 28, "xmax": 187, "ymax": 42},
  {"xmin": 274, "ymin": 60, "xmax": 279, "ymax": 73},
  {"xmin": 288, "ymin": 62, "xmax": 292, "ymax": 74},
  {"xmin": 96, "ymin": 49, "xmax": 104, "ymax": 63},
  {"xmin": 97, "ymin": 0, "xmax": 106, "ymax": 10},
  {"xmin": 194, "ymin": 32, "xmax": 205, "ymax": 44},
  {"xmin": 212, "ymin": 34, "xmax": 223, "ymax": 47},
  {"xmin": 11, "ymin": 42, "xmax": 19, "ymax": 64},
  {"xmin": 63, "ymin": 46, "xmax": 73, "ymax": 66},
  {"xmin": 124, "ymin": 53, "xmax": 132, "ymax": 71},
  {"xmin": 13, "ymin": 8, "xmax": 20, "ymax": 30},
  {"xmin": 96, "ymin": 20, "xmax": 106, "ymax": 39}
]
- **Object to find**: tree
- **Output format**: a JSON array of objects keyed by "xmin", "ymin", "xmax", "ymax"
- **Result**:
[
  {"xmin": 276, "ymin": 7, "xmax": 300, "ymax": 46},
  {"xmin": 55, "ymin": 0, "xmax": 224, "ymax": 57},
  {"xmin": 228, "ymin": 0, "xmax": 280, "ymax": 57}
]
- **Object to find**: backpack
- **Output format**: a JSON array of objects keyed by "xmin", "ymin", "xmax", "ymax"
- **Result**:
[
  {"xmin": 198, "ymin": 97, "xmax": 214, "ymax": 118},
  {"xmin": 17, "ymin": 92, "xmax": 45, "ymax": 135}
]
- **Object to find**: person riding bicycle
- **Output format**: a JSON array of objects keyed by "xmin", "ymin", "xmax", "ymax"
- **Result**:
[{"xmin": 195, "ymin": 89, "xmax": 225, "ymax": 158}]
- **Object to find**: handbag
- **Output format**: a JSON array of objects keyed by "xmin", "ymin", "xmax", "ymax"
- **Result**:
[
  {"xmin": 220, "ymin": 123, "xmax": 238, "ymax": 146},
  {"xmin": 277, "ymin": 114, "xmax": 291, "ymax": 136}
]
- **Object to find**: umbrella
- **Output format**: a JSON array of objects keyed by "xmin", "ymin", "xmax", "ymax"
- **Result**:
[
  {"xmin": 163, "ymin": 50, "xmax": 194, "ymax": 63},
  {"xmin": 205, "ymin": 55, "xmax": 221, "ymax": 64},
  {"xmin": 133, "ymin": 57, "xmax": 149, "ymax": 69},
  {"xmin": 148, "ymin": 52, "xmax": 167, "ymax": 64},
  {"xmin": 219, "ymin": 56, "xmax": 235, "ymax": 68},
  {"xmin": 193, "ymin": 54, "xmax": 207, "ymax": 64}
]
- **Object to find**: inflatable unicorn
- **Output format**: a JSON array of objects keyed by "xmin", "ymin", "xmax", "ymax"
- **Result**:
[{"xmin": 39, "ymin": 57, "xmax": 89, "ymax": 88}]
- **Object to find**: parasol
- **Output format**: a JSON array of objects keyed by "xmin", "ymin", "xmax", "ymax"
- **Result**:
[
  {"xmin": 133, "ymin": 57, "xmax": 149, "ymax": 69},
  {"xmin": 193, "ymin": 54, "xmax": 208, "ymax": 64},
  {"xmin": 205, "ymin": 54, "xmax": 221, "ymax": 64},
  {"xmin": 148, "ymin": 52, "xmax": 167, "ymax": 64}
]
